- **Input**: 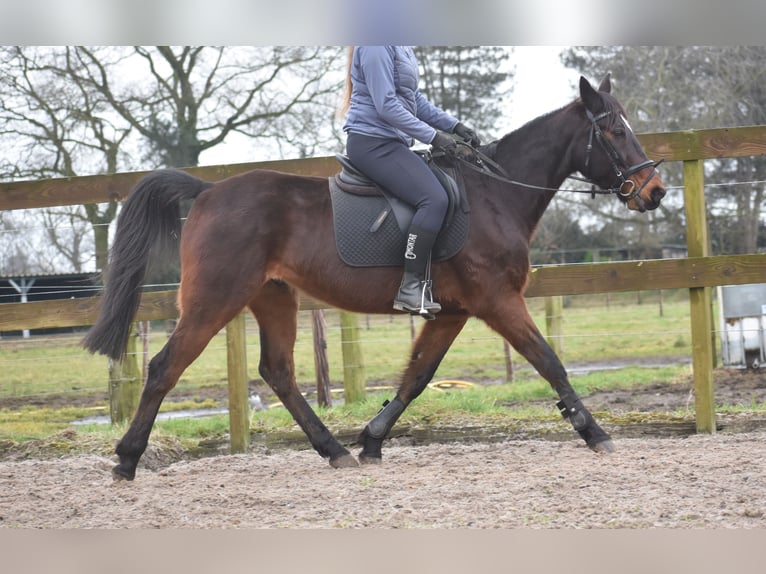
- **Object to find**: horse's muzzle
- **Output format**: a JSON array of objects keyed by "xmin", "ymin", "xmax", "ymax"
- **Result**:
[
  {"xmin": 642, "ymin": 179, "xmax": 666, "ymax": 211},
  {"xmin": 629, "ymin": 167, "xmax": 666, "ymax": 212},
  {"xmin": 649, "ymin": 184, "xmax": 666, "ymax": 206}
]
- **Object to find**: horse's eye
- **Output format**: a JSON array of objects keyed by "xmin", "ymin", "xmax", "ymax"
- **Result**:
[{"xmin": 613, "ymin": 126, "xmax": 626, "ymax": 137}]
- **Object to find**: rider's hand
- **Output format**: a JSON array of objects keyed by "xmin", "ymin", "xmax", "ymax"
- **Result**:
[
  {"xmin": 453, "ymin": 122, "xmax": 481, "ymax": 147},
  {"xmin": 431, "ymin": 131, "xmax": 457, "ymax": 154}
]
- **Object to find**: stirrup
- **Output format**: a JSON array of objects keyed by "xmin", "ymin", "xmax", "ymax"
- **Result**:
[
  {"xmin": 393, "ymin": 281, "xmax": 440, "ymax": 319},
  {"xmin": 393, "ymin": 251, "xmax": 440, "ymax": 319},
  {"xmin": 418, "ymin": 253, "xmax": 440, "ymax": 318},
  {"xmin": 419, "ymin": 279, "xmax": 440, "ymax": 318}
]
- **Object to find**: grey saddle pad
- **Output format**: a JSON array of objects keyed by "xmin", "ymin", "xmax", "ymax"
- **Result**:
[{"xmin": 328, "ymin": 156, "xmax": 470, "ymax": 267}]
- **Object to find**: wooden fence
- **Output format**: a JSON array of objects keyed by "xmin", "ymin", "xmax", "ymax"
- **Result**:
[{"xmin": 2, "ymin": 126, "xmax": 766, "ymax": 448}]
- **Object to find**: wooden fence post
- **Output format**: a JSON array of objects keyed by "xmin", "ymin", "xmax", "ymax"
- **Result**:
[
  {"xmin": 340, "ymin": 311, "xmax": 366, "ymax": 404},
  {"xmin": 312, "ymin": 309, "xmax": 332, "ymax": 408},
  {"xmin": 226, "ymin": 312, "xmax": 250, "ymax": 452},
  {"xmin": 108, "ymin": 323, "xmax": 141, "ymax": 424},
  {"xmin": 683, "ymin": 159, "xmax": 716, "ymax": 434},
  {"xmin": 503, "ymin": 340, "xmax": 514, "ymax": 382},
  {"xmin": 545, "ymin": 295, "xmax": 564, "ymax": 358}
]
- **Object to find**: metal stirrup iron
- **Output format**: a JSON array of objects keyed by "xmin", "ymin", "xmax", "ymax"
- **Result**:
[{"xmin": 419, "ymin": 253, "xmax": 437, "ymax": 319}]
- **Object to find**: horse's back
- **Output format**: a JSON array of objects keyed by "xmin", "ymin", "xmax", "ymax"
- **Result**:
[
  {"xmin": 214, "ymin": 167, "xmax": 328, "ymax": 193},
  {"xmin": 181, "ymin": 167, "xmax": 333, "ymax": 269},
  {"xmin": 188, "ymin": 167, "xmax": 330, "ymax": 219}
]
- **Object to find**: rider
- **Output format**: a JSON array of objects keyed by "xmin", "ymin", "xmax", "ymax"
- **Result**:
[{"xmin": 341, "ymin": 46, "xmax": 480, "ymax": 317}]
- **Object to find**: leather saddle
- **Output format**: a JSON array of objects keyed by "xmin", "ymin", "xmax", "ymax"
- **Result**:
[{"xmin": 328, "ymin": 151, "xmax": 470, "ymax": 268}]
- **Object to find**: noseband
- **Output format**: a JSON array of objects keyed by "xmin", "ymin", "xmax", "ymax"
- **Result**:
[{"xmin": 584, "ymin": 109, "xmax": 664, "ymax": 201}]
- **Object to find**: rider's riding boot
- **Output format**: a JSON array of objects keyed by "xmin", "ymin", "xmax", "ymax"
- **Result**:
[{"xmin": 393, "ymin": 225, "xmax": 441, "ymax": 318}]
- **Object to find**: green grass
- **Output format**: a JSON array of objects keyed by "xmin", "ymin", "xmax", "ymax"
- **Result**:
[
  {"xmin": 2, "ymin": 362, "xmax": 765, "ymax": 450},
  {"xmin": 0, "ymin": 291, "xmax": 694, "ymax": 401},
  {"xmin": 0, "ymin": 363, "xmax": 693, "ymax": 443}
]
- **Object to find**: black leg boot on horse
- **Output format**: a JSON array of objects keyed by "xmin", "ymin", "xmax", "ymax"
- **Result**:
[{"xmin": 393, "ymin": 225, "xmax": 441, "ymax": 319}]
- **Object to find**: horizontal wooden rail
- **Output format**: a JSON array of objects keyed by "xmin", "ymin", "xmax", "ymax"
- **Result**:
[
  {"xmin": 526, "ymin": 253, "xmax": 766, "ymax": 296},
  {"xmin": 638, "ymin": 125, "xmax": 766, "ymax": 162},
  {"xmin": 3, "ymin": 254, "xmax": 764, "ymax": 332},
  {"xmin": 0, "ymin": 156, "xmax": 340, "ymax": 211},
  {"xmin": 3, "ymin": 126, "xmax": 766, "ymax": 212},
  {"xmin": 1, "ymin": 290, "xmax": 178, "ymax": 331},
  {"xmin": 0, "ymin": 289, "xmax": 328, "ymax": 331}
]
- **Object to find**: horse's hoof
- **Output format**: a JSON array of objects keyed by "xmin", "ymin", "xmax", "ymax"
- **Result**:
[
  {"xmin": 589, "ymin": 439, "xmax": 616, "ymax": 454},
  {"xmin": 111, "ymin": 465, "xmax": 136, "ymax": 481},
  {"xmin": 358, "ymin": 454, "xmax": 382, "ymax": 465},
  {"xmin": 330, "ymin": 454, "xmax": 359, "ymax": 469}
]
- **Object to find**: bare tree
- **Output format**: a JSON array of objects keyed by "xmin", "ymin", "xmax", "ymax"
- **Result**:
[
  {"xmin": 562, "ymin": 46, "xmax": 766, "ymax": 255},
  {"xmin": 63, "ymin": 46, "xmax": 345, "ymax": 168},
  {"xmin": 0, "ymin": 46, "xmax": 346, "ymax": 274},
  {"xmin": 415, "ymin": 46, "xmax": 512, "ymax": 139}
]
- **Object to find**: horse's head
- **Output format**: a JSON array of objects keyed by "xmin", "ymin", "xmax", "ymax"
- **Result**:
[{"xmin": 577, "ymin": 75, "xmax": 666, "ymax": 212}]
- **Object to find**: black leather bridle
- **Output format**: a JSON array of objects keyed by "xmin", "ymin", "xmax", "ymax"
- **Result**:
[
  {"xmin": 451, "ymin": 109, "xmax": 664, "ymax": 200},
  {"xmin": 584, "ymin": 108, "xmax": 664, "ymax": 201}
]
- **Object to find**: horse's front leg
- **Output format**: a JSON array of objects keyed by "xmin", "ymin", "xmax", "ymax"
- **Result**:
[
  {"xmin": 481, "ymin": 294, "xmax": 615, "ymax": 453},
  {"xmin": 358, "ymin": 314, "xmax": 468, "ymax": 463}
]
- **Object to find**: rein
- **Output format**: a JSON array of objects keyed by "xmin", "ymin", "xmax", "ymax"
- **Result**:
[
  {"xmin": 452, "ymin": 142, "xmax": 608, "ymax": 195},
  {"xmin": 450, "ymin": 110, "xmax": 664, "ymax": 198}
]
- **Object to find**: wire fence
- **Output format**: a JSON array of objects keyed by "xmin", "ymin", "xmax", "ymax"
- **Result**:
[{"xmin": 0, "ymin": 291, "xmax": 701, "ymax": 405}]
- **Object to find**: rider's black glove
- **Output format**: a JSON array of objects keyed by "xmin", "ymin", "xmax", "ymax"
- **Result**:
[
  {"xmin": 430, "ymin": 131, "xmax": 457, "ymax": 154},
  {"xmin": 453, "ymin": 122, "xmax": 481, "ymax": 147}
]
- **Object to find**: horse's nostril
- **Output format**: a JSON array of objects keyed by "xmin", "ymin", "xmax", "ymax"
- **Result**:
[{"xmin": 652, "ymin": 186, "xmax": 666, "ymax": 203}]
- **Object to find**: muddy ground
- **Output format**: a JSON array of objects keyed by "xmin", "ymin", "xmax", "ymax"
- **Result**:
[{"xmin": 1, "ymin": 363, "xmax": 765, "ymax": 529}]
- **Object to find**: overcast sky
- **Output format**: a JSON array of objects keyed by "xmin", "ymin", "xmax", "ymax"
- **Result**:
[
  {"xmin": 202, "ymin": 46, "xmax": 580, "ymax": 166},
  {"xmin": 503, "ymin": 46, "xmax": 580, "ymax": 132}
]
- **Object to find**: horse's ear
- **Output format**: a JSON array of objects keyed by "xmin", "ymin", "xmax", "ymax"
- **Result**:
[
  {"xmin": 579, "ymin": 76, "xmax": 603, "ymax": 112},
  {"xmin": 598, "ymin": 73, "xmax": 612, "ymax": 93}
]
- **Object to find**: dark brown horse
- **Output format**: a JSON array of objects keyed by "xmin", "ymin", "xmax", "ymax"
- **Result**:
[{"xmin": 83, "ymin": 75, "xmax": 666, "ymax": 480}]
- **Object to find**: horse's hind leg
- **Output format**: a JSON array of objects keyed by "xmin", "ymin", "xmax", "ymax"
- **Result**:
[
  {"xmin": 480, "ymin": 294, "xmax": 614, "ymax": 453},
  {"xmin": 249, "ymin": 281, "xmax": 357, "ymax": 469},
  {"xmin": 357, "ymin": 314, "xmax": 468, "ymax": 463},
  {"xmin": 113, "ymin": 302, "xmax": 243, "ymax": 480}
]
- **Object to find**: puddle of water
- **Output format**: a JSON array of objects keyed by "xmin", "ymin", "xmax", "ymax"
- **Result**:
[
  {"xmin": 568, "ymin": 359, "xmax": 689, "ymax": 376},
  {"xmin": 72, "ymin": 407, "xmax": 230, "ymax": 426}
]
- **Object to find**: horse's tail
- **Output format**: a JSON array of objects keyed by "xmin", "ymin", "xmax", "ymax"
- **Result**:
[{"xmin": 82, "ymin": 169, "xmax": 213, "ymax": 360}]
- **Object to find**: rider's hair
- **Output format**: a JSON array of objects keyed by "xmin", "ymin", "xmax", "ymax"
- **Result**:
[{"xmin": 338, "ymin": 46, "xmax": 354, "ymax": 118}]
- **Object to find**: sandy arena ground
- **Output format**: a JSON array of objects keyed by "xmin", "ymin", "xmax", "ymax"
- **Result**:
[{"xmin": 1, "ymin": 430, "xmax": 764, "ymax": 529}]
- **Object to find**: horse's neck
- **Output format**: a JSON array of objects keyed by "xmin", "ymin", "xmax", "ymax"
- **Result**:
[{"xmin": 491, "ymin": 105, "xmax": 580, "ymax": 227}]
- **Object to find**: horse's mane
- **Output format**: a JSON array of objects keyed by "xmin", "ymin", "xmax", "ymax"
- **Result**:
[
  {"xmin": 484, "ymin": 88, "xmax": 624, "ymax": 165},
  {"xmin": 480, "ymin": 101, "xmax": 578, "ymax": 163},
  {"xmin": 514, "ymin": 98, "xmax": 584, "ymax": 137}
]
